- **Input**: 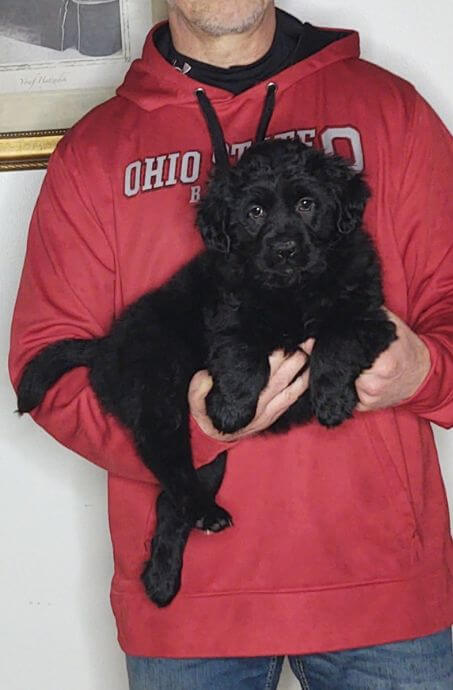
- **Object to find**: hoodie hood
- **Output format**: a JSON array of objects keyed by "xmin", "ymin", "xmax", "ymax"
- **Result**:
[{"xmin": 117, "ymin": 12, "xmax": 360, "ymax": 112}]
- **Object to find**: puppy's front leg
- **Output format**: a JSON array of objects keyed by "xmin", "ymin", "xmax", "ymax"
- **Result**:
[
  {"xmin": 206, "ymin": 341, "xmax": 269, "ymax": 434},
  {"xmin": 310, "ymin": 313, "xmax": 396, "ymax": 427},
  {"xmin": 309, "ymin": 334, "xmax": 363, "ymax": 427}
]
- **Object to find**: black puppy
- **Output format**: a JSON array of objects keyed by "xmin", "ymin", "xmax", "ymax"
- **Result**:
[{"xmin": 17, "ymin": 139, "xmax": 396, "ymax": 606}]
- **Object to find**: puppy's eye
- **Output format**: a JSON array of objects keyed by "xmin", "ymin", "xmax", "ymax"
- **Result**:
[
  {"xmin": 296, "ymin": 197, "xmax": 315, "ymax": 214},
  {"xmin": 248, "ymin": 205, "xmax": 266, "ymax": 220}
]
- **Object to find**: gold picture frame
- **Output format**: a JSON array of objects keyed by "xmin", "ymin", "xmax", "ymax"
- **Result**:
[{"xmin": 0, "ymin": 130, "xmax": 67, "ymax": 171}]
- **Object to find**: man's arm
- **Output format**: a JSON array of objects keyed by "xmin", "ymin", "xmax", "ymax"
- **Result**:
[
  {"xmin": 8, "ymin": 137, "xmax": 232, "ymax": 480},
  {"xmin": 356, "ymin": 92, "xmax": 453, "ymax": 426}
]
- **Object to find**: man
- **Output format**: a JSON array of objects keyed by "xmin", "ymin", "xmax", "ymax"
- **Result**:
[{"xmin": 9, "ymin": 1, "xmax": 453, "ymax": 688}]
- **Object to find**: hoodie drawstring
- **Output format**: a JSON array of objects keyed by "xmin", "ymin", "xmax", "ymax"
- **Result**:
[
  {"xmin": 195, "ymin": 82, "xmax": 277, "ymax": 169},
  {"xmin": 195, "ymin": 87, "xmax": 230, "ymax": 169},
  {"xmin": 255, "ymin": 82, "xmax": 277, "ymax": 144}
]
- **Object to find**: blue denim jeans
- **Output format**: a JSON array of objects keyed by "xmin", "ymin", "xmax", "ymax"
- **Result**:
[{"xmin": 126, "ymin": 627, "xmax": 453, "ymax": 689}]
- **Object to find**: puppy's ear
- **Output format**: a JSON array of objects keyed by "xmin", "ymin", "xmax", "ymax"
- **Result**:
[
  {"xmin": 197, "ymin": 172, "xmax": 231, "ymax": 254},
  {"xmin": 335, "ymin": 173, "xmax": 371, "ymax": 235}
]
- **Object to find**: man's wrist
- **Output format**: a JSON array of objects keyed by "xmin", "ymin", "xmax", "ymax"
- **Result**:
[{"xmin": 411, "ymin": 334, "xmax": 431, "ymax": 397}]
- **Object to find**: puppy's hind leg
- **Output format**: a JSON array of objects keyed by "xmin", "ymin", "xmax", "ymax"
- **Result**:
[
  {"xmin": 141, "ymin": 492, "xmax": 191, "ymax": 607},
  {"xmin": 134, "ymin": 409, "xmax": 232, "ymax": 533},
  {"xmin": 142, "ymin": 452, "xmax": 228, "ymax": 607}
]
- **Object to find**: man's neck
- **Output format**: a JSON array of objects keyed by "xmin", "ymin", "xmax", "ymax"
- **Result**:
[{"xmin": 168, "ymin": 5, "xmax": 276, "ymax": 68}]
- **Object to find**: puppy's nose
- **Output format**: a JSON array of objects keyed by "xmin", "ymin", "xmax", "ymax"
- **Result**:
[{"xmin": 274, "ymin": 240, "xmax": 297, "ymax": 259}]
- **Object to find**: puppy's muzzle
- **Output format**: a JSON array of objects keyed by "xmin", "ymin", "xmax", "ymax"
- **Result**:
[{"xmin": 273, "ymin": 239, "xmax": 298, "ymax": 260}]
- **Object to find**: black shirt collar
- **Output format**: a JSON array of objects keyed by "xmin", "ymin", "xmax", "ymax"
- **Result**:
[{"xmin": 154, "ymin": 9, "xmax": 348, "ymax": 94}]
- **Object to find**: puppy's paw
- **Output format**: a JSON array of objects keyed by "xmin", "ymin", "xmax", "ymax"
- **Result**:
[
  {"xmin": 142, "ymin": 555, "xmax": 181, "ymax": 608},
  {"xmin": 312, "ymin": 384, "xmax": 358, "ymax": 428},
  {"xmin": 195, "ymin": 503, "xmax": 233, "ymax": 533},
  {"xmin": 206, "ymin": 387, "xmax": 256, "ymax": 434},
  {"xmin": 359, "ymin": 318, "xmax": 398, "ymax": 365}
]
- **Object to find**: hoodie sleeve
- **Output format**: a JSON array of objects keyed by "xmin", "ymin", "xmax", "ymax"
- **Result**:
[
  {"xmin": 9, "ymin": 139, "xmax": 232, "ymax": 483},
  {"xmin": 394, "ymin": 90, "xmax": 453, "ymax": 428}
]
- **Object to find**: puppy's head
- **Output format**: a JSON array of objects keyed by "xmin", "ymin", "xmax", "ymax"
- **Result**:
[{"xmin": 197, "ymin": 138, "xmax": 370, "ymax": 288}]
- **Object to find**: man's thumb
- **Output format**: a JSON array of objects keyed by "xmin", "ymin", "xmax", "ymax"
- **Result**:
[{"xmin": 188, "ymin": 370, "xmax": 213, "ymax": 409}]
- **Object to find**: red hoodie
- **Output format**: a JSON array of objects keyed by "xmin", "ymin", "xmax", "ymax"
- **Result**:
[{"xmin": 9, "ymin": 19, "xmax": 453, "ymax": 657}]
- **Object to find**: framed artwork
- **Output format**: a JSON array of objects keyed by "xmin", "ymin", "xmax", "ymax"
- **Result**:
[{"xmin": 0, "ymin": 0, "xmax": 163, "ymax": 171}]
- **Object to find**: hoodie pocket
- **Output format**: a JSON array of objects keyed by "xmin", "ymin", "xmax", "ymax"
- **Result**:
[
  {"xmin": 179, "ymin": 417, "xmax": 422, "ymax": 597},
  {"xmin": 358, "ymin": 412, "xmax": 422, "ymax": 560}
]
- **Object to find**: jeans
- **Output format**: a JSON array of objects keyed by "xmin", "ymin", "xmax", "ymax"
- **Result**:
[{"xmin": 126, "ymin": 627, "xmax": 453, "ymax": 689}]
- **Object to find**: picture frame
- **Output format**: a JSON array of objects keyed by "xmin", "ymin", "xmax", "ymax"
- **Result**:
[
  {"xmin": 0, "ymin": 129, "xmax": 67, "ymax": 172},
  {"xmin": 0, "ymin": 0, "xmax": 166, "ymax": 171}
]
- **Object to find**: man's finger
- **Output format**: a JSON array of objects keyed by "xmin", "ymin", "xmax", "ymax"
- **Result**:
[
  {"xmin": 268, "ymin": 348, "xmax": 290, "ymax": 377},
  {"xmin": 355, "ymin": 402, "xmax": 369, "ymax": 412},
  {"xmin": 300, "ymin": 337, "xmax": 315, "ymax": 355},
  {"xmin": 261, "ymin": 349, "xmax": 308, "ymax": 405},
  {"xmin": 263, "ymin": 368, "xmax": 310, "ymax": 422}
]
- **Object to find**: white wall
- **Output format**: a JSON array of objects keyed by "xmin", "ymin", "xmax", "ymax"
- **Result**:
[{"xmin": 1, "ymin": 2, "xmax": 452, "ymax": 689}]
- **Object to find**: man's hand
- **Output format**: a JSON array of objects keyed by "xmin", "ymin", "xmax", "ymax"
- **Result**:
[
  {"xmin": 189, "ymin": 339, "xmax": 315, "ymax": 442},
  {"xmin": 355, "ymin": 309, "xmax": 431, "ymax": 412}
]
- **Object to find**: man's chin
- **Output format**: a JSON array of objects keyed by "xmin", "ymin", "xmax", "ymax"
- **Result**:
[{"xmin": 177, "ymin": 1, "xmax": 271, "ymax": 38}]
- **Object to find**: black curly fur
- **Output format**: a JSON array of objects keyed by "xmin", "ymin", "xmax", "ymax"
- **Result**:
[{"xmin": 17, "ymin": 139, "xmax": 396, "ymax": 606}]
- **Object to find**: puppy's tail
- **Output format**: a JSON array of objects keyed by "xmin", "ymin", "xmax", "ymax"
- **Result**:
[{"xmin": 17, "ymin": 338, "xmax": 100, "ymax": 414}]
